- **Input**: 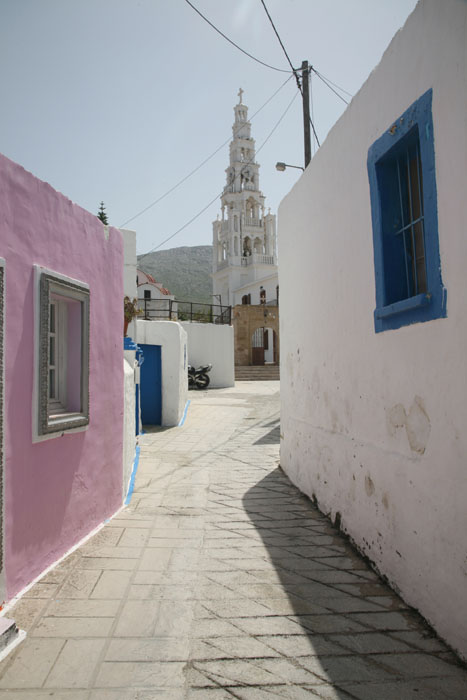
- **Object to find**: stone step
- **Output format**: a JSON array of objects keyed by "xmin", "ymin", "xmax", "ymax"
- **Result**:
[{"xmin": 235, "ymin": 365, "xmax": 280, "ymax": 381}]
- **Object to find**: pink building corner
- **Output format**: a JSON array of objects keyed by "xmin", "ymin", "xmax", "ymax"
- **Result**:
[{"xmin": 0, "ymin": 152, "xmax": 124, "ymax": 600}]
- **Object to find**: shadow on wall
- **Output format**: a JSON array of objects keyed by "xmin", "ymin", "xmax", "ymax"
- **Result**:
[{"xmin": 241, "ymin": 468, "xmax": 453, "ymax": 695}]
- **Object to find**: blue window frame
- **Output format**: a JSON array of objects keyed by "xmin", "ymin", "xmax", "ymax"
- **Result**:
[{"xmin": 367, "ymin": 89, "xmax": 446, "ymax": 332}]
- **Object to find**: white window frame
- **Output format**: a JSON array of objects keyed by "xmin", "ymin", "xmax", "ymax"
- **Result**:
[{"xmin": 35, "ymin": 267, "xmax": 90, "ymax": 438}]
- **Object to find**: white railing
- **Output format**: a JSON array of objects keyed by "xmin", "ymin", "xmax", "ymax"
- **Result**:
[
  {"xmin": 241, "ymin": 254, "xmax": 275, "ymax": 266},
  {"xmin": 244, "ymin": 217, "xmax": 262, "ymax": 228}
]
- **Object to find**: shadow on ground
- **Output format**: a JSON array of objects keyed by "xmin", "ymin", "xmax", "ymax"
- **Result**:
[{"xmin": 241, "ymin": 467, "xmax": 465, "ymax": 699}]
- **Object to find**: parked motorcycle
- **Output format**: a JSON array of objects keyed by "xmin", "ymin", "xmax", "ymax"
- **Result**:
[{"xmin": 188, "ymin": 364, "xmax": 212, "ymax": 390}]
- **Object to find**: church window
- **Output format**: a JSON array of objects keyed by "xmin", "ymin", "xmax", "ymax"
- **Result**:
[{"xmin": 144, "ymin": 289, "xmax": 151, "ymax": 300}]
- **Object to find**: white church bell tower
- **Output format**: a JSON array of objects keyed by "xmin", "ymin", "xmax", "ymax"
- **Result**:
[{"xmin": 212, "ymin": 90, "xmax": 278, "ymax": 308}]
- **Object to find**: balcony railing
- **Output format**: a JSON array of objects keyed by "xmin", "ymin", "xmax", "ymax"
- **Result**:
[
  {"xmin": 244, "ymin": 217, "xmax": 262, "ymax": 228},
  {"xmin": 241, "ymin": 254, "xmax": 275, "ymax": 266},
  {"xmin": 138, "ymin": 298, "xmax": 232, "ymax": 325}
]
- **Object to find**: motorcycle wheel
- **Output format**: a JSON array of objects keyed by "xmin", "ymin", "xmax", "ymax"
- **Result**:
[{"xmin": 195, "ymin": 373, "xmax": 210, "ymax": 389}]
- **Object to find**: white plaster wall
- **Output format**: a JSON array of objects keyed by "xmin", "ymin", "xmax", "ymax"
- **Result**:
[
  {"xmin": 180, "ymin": 322, "xmax": 234, "ymax": 388},
  {"xmin": 136, "ymin": 320, "xmax": 188, "ymax": 426},
  {"xmin": 234, "ymin": 274, "xmax": 278, "ymax": 305},
  {"xmin": 264, "ymin": 329, "xmax": 274, "ymax": 363},
  {"xmin": 121, "ymin": 228, "xmax": 138, "ymax": 339},
  {"xmin": 278, "ymin": 0, "xmax": 467, "ymax": 660},
  {"xmin": 122, "ymin": 356, "xmax": 136, "ymax": 499}
]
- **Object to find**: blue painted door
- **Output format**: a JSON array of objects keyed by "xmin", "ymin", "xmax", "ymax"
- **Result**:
[
  {"xmin": 139, "ymin": 344, "xmax": 162, "ymax": 425},
  {"xmin": 135, "ymin": 383, "xmax": 140, "ymax": 435}
]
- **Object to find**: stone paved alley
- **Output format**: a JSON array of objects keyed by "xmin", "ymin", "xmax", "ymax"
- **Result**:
[{"xmin": 0, "ymin": 381, "xmax": 466, "ymax": 699}]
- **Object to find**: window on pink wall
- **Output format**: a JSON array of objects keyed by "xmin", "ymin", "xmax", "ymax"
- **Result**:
[{"xmin": 38, "ymin": 272, "xmax": 90, "ymax": 435}]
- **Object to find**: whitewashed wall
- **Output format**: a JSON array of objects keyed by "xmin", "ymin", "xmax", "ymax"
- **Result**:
[
  {"xmin": 279, "ymin": 0, "xmax": 467, "ymax": 660},
  {"xmin": 180, "ymin": 322, "xmax": 234, "ymax": 388},
  {"xmin": 234, "ymin": 274, "xmax": 279, "ymax": 305},
  {"xmin": 121, "ymin": 228, "xmax": 138, "ymax": 339},
  {"xmin": 136, "ymin": 320, "xmax": 188, "ymax": 426},
  {"xmin": 122, "ymin": 355, "xmax": 136, "ymax": 499}
]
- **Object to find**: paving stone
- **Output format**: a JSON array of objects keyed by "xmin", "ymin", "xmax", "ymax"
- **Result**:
[
  {"xmin": 260, "ymin": 634, "xmax": 346, "ymax": 658},
  {"xmin": 22, "ymin": 582, "xmax": 59, "ymax": 599},
  {"xmin": 190, "ymin": 658, "xmax": 279, "ymax": 686},
  {"xmin": 138, "ymin": 547, "xmax": 172, "ymax": 571},
  {"xmin": 0, "ymin": 638, "xmax": 64, "ymax": 688},
  {"xmin": 90, "ymin": 691, "xmax": 185, "ymax": 700},
  {"xmin": 300, "ymin": 654, "xmax": 396, "ymax": 683},
  {"xmin": 369, "ymin": 652, "xmax": 467, "ymax": 678},
  {"xmin": 47, "ymin": 599, "xmax": 120, "ymax": 618},
  {"xmin": 44, "ymin": 638, "xmax": 106, "ymax": 688},
  {"xmin": 8, "ymin": 598, "xmax": 47, "ymax": 631},
  {"xmin": 106, "ymin": 637, "xmax": 190, "ymax": 661},
  {"xmin": 0, "ymin": 692, "xmax": 88, "ymax": 699},
  {"xmin": 32, "ymin": 616, "xmax": 114, "ymax": 638},
  {"xmin": 329, "ymin": 632, "xmax": 414, "ymax": 655},
  {"xmin": 95, "ymin": 661, "xmax": 186, "ymax": 687},
  {"xmin": 118, "ymin": 527, "xmax": 150, "ymax": 547},
  {"xmin": 152, "ymin": 601, "xmax": 194, "ymax": 637},
  {"xmin": 340, "ymin": 679, "xmax": 461, "ymax": 699},
  {"xmin": 57, "ymin": 569, "xmax": 102, "ymax": 599},
  {"xmin": 114, "ymin": 600, "xmax": 160, "ymax": 637},
  {"xmin": 90, "ymin": 569, "xmax": 132, "ymax": 599},
  {"xmin": 79, "ymin": 557, "xmax": 137, "ymax": 571}
]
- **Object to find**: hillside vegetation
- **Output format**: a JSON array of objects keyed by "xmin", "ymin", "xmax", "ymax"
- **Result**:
[{"xmin": 137, "ymin": 245, "xmax": 213, "ymax": 304}]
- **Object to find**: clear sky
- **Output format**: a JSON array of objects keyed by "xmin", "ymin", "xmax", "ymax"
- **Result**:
[{"xmin": 1, "ymin": 0, "xmax": 417, "ymax": 254}]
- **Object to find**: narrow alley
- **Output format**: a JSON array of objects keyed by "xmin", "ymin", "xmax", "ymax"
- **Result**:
[{"xmin": 0, "ymin": 382, "xmax": 466, "ymax": 699}]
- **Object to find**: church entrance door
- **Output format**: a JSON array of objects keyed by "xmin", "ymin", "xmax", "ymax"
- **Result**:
[{"xmin": 251, "ymin": 327, "xmax": 265, "ymax": 365}]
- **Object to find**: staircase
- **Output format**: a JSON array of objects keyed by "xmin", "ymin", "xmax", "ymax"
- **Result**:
[{"xmin": 235, "ymin": 365, "xmax": 280, "ymax": 381}]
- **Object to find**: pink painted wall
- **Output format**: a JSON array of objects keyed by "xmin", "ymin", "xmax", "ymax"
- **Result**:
[{"xmin": 0, "ymin": 153, "xmax": 124, "ymax": 598}]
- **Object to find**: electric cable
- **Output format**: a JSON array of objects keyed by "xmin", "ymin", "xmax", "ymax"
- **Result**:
[
  {"xmin": 310, "ymin": 71, "xmax": 316, "ymax": 155},
  {"xmin": 184, "ymin": 0, "xmax": 291, "ymax": 74},
  {"xmin": 138, "ymin": 89, "xmax": 299, "ymax": 261},
  {"xmin": 259, "ymin": 0, "xmax": 299, "ymax": 80},
  {"xmin": 119, "ymin": 74, "xmax": 293, "ymax": 228},
  {"xmin": 312, "ymin": 67, "xmax": 353, "ymax": 98},
  {"xmin": 311, "ymin": 67, "xmax": 350, "ymax": 105},
  {"xmin": 259, "ymin": 0, "xmax": 320, "ymax": 147}
]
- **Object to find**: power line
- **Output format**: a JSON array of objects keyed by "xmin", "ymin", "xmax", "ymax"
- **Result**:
[
  {"xmin": 184, "ymin": 0, "xmax": 291, "ymax": 74},
  {"xmin": 259, "ymin": 1, "xmax": 319, "ymax": 150},
  {"xmin": 259, "ymin": 0, "xmax": 298, "ymax": 79},
  {"xmin": 119, "ymin": 74, "xmax": 293, "ymax": 228},
  {"xmin": 138, "ymin": 89, "xmax": 299, "ymax": 261},
  {"xmin": 312, "ymin": 67, "xmax": 350, "ymax": 105},
  {"xmin": 310, "ymin": 71, "xmax": 316, "ymax": 155},
  {"xmin": 312, "ymin": 68, "xmax": 353, "ymax": 98}
]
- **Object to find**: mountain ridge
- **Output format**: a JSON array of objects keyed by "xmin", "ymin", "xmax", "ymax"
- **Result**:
[{"xmin": 137, "ymin": 245, "xmax": 213, "ymax": 304}]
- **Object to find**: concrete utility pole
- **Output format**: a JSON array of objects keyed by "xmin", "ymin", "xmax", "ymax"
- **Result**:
[{"xmin": 301, "ymin": 60, "xmax": 311, "ymax": 168}]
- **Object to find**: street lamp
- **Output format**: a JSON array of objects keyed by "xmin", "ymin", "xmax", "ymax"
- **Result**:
[{"xmin": 275, "ymin": 162, "xmax": 304, "ymax": 172}]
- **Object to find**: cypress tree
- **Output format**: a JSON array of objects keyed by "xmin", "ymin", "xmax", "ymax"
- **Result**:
[{"xmin": 97, "ymin": 201, "xmax": 109, "ymax": 225}]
